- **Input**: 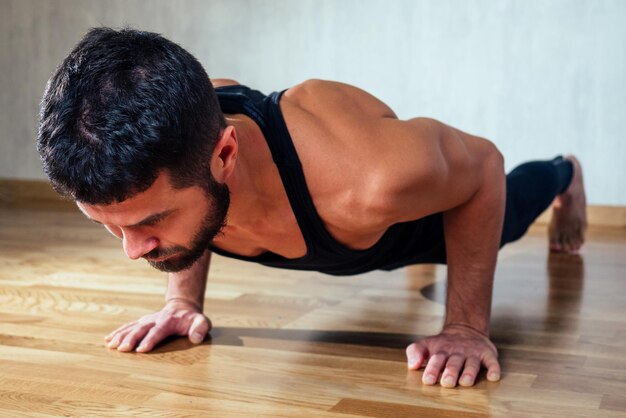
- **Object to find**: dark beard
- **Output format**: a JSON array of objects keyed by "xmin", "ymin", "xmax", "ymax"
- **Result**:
[{"xmin": 146, "ymin": 181, "xmax": 230, "ymax": 273}]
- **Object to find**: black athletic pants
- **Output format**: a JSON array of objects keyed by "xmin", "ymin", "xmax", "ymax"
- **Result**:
[
  {"xmin": 413, "ymin": 155, "xmax": 575, "ymax": 265},
  {"xmin": 499, "ymin": 155, "xmax": 573, "ymax": 247}
]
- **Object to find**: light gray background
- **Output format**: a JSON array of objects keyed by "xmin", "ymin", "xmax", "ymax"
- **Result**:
[{"xmin": 1, "ymin": 0, "xmax": 624, "ymax": 204}]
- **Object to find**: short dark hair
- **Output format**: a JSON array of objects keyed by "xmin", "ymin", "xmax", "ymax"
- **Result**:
[{"xmin": 37, "ymin": 27, "xmax": 226, "ymax": 204}]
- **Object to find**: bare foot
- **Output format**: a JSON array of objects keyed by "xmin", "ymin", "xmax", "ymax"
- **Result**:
[{"xmin": 548, "ymin": 155, "xmax": 587, "ymax": 254}]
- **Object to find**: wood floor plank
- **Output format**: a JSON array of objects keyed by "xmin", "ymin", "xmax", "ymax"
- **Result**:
[
  {"xmin": 600, "ymin": 394, "xmax": 626, "ymax": 413},
  {"xmin": 330, "ymin": 398, "xmax": 488, "ymax": 418},
  {"xmin": 1, "ymin": 206, "xmax": 625, "ymax": 416}
]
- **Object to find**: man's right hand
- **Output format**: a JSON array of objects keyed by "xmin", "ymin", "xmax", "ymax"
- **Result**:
[{"xmin": 104, "ymin": 298, "xmax": 212, "ymax": 353}]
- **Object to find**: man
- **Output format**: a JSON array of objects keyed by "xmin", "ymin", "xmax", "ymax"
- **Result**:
[{"xmin": 38, "ymin": 27, "xmax": 586, "ymax": 389}]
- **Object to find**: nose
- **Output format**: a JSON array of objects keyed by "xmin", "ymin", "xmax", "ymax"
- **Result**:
[{"xmin": 122, "ymin": 229, "xmax": 159, "ymax": 260}]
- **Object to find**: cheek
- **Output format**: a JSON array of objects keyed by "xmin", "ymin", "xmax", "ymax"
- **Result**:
[
  {"xmin": 162, "ymin": 218, "xmax": 197, "ymax": 243},
  {"xmin": 104, "ymin": 225, "xmax": 123, "ymax": 239}
]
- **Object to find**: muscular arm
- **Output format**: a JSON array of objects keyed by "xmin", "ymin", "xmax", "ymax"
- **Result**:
[
  {"xmin": 291, "ymin": 81, "xmax": 506, "ymax": 387},
  {"xmin": 368, "ymin": 117, "xmax": 505, "ymax": 328},
  {"xmin": 443, "ymin": 150, "xmax": 505, "ymax": 335},
  {"xmin": 366, "ymin": 116, "xmax": 505, "ymax": 387}
]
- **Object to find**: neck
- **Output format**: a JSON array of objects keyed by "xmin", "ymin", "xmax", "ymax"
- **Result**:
[{"xmin": 222, "ymin": 114, "xmax": 276, "ymax": 229}]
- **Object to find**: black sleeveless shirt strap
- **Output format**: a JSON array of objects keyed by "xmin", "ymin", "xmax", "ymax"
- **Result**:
[
  {"xmin": 261, "ymin": 90, "xmax": 352, "ymax": 256},
  {"xmin": 213, "ymin": 85, "xmax": 323, "ymax": 258}
]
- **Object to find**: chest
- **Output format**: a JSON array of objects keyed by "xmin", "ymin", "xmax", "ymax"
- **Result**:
[
  {"xmin": 211, "ymin": 204, "xmax": 308, "ymax": 259},
  {"xmin": 211, "ymin": 199, "xmax": 387, "ymax": 260}
]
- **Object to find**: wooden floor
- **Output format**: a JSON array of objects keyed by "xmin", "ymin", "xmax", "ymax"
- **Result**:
[{"xmin": 0, "ymin": 205, "xmax": 625, "ymax": 417}]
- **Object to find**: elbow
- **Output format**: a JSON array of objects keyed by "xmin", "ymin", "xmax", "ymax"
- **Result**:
[
  {"xmin": 491, "ymin": 142, "xmax": 504, "ymax": 167},
  {"xmin": 472, "ymin": 139, "xmax": 505, "ymax": 199},
  {"xmin": 481, "ymin": 141, "xmax": 506, "ymax": 203},
  {"xmin": 481, "ymin": 139, "xmax": 505, "ymax": 175}
]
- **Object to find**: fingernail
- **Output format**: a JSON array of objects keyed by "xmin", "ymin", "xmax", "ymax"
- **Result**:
[
  {"xmin": 442, "ymin": 376, "xmax": 455, "ymax": 386},
  {"xmin": 408, "ymin": 357, "xmax": 418, "ymax": 368},
  {"xmin": 191, "ymin": 332, "xmax": 203, "ymax": 343},
  {"xmin": 460, "ymin": 375, "xmax": 472, "ymax": 386},
  {"xmin": 118, "ymin": 343, "xmax": 130, "ymax": 351},
  {"xmin": 423, "ymin": 374, "xmax": 436, "ymax": 385},
  {"xmin": 488, "ymin": 372, "xmax": 500, "ymax": 381}
]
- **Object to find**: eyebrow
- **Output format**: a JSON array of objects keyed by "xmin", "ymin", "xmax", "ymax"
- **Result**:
[{"xmin": 89, "ymin": 209, "xmax": 175, "ymax": 228}]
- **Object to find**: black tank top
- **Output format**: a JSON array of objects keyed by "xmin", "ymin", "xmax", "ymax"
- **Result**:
[{"xmin": 209, "ymin": 85, "xmax": 447, "ymax": 276}]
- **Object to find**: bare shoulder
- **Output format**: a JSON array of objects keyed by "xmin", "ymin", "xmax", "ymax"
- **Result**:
[
  {"xmin": 278, "ymin": 80, "xmax": 411, "ymax": 236},
  {"xmin": 279, "ymin": 80, "xmax": 496, "ymax": 232},
  {"xmin": 283, "ymin": 79, "xmax": 397, "ymax": 121},
  {"xmin": 210, "ymin": 78, "xmax": 240, "ymax": 88}
]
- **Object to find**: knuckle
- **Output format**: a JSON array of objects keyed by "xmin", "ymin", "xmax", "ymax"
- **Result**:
[
  {"xmin": 125, "ymin": 328, "xmax": 142, "ymax": 339},
  {"xmin": 428, "ymin": 354, "xmax": 446, "ymax": 366},
  {"xmin": 149, "ymin": 325, "xmax": 170, "ymax": 339},
  {"xmin": 462, "ymin": 364, "xmax": 480, "ymax": 375},
  {"xmin": 113, "ymin": 330, "xmax": 128, "ymax": 341},
  {"xmin": 151, "ymin": 324, "xmax": 168, "ymax": 334},
  {"xmin": 444, "ymin": 366, "xmax": 460, "ymax": 376},
  {"xmin": 434, "ymin": 351, "xmax": 450, "ymax": 360}
]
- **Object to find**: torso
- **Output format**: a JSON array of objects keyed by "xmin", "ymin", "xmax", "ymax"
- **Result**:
[{"xmin": 210, "ymin": 80, "xmax": 401, "ymax": 260}]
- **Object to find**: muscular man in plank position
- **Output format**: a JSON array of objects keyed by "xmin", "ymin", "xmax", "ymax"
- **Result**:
[{"xmin": 38, "ymin": 28, "xmax": 587, "ymax": 388}]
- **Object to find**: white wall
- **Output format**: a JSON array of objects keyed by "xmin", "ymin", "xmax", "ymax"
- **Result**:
[{"xmin": 1, "ymin": 0, "xmax": 624, "ymax": 204}]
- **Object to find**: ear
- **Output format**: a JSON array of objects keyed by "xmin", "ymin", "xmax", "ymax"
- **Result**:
[{"xmin": 210, "ymin": 125, "xmax": 238, "ymax": 183}]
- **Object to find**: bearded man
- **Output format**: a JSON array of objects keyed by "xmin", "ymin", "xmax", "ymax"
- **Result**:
[{"xmin": 37, "ymin": 27, "xmax": 587, "ymax": 388}]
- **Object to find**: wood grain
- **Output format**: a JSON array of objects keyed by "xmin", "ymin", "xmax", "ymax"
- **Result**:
[{"xmin": 0, "ymin": 204, "xmax": 625, "ymax": 417}]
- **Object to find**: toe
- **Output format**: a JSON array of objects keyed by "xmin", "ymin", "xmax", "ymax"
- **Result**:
[
  {"xmin": 549, "ymin": 236, "xmax": 564, "ymax": 252},
  {"xmin": 548, "ymin": 231, "xmax": 561, "ymax": 251},
  {"xmin": 562, "ymin": 235, "xmax": 573, "ymax": 253}
]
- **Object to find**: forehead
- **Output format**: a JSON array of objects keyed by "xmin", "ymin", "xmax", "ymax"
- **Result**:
[{"xmin": 76, "ymin": 172, "xmax": 198, "ymax": 223}]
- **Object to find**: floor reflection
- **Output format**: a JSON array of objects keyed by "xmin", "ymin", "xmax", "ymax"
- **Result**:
[
  {"xmin": 543, "ymin": 252, "xmax": 585, "ymax": 334},
  {"xmin": 418, "ymin": 253, "xmax": 586, "ymax": 345}
]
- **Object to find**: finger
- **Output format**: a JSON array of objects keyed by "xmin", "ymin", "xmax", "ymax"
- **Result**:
[
  {"xmin": 406, "ymin": 342, "xmax": 428, "ymax": 370},
  {"xmin": 107, "ymin": 326, "xmax": 136, "ymax": 349},
  {"xmin": 118, "ymin": 323, "xmax": 154, "ymax": 352},
  {"xmin": 459, "ymin": 356, "xmax": 482, "ymax": 387},
  {"xmin": 188, "ymin": 314, "xmax": 211, "ymax": 344},
  {"xmin": 483, "ymin": 352, "xmax": 501, "ymax": 382},
  {"xmin": 441, "ymin": 353, "xmax": 466, "ymax": 388},
  {"xmin": 423, "ymin": 352, "xmax": 448, "ymax": 385},
  {"xmin": 136, "ymin": 325, "xmax": 171, "ymax": 353},
  {"xmin": 104, "ymin": 321, "xmax": 137, "ymax": 342}
]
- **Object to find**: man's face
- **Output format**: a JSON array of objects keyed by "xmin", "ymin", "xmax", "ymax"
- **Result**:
[{"xmin": 77, "ymin": 171, "xmax": 229, "ymax": 273}]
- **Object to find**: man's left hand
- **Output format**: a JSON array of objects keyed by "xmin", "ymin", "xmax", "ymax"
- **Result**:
[{"xmin": 405, "ymin": 324, "xmax": 501, "ymax": 388}]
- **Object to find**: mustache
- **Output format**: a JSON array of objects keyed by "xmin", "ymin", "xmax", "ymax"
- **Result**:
[{"xmin": 144, "ymin": 245, "xmax": 187, "ymax": 260}]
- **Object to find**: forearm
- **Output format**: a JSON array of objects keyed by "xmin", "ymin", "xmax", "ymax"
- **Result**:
[
  {"xmin": 165, "ymin": 250, "xmax": 211, "ymax": 310},
  {"xmin": 442, "ymin": 151, "xmax": 505, "ymax": 336}
]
